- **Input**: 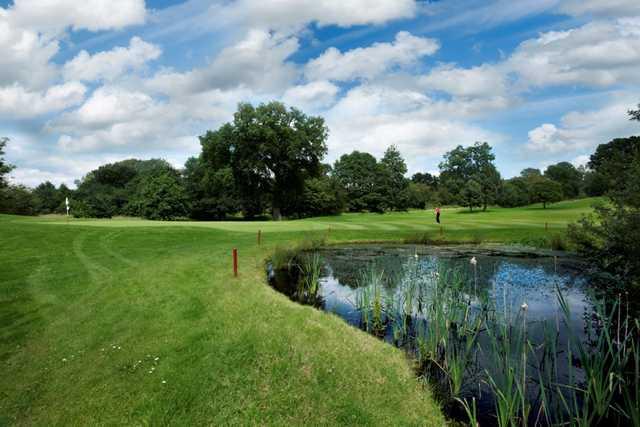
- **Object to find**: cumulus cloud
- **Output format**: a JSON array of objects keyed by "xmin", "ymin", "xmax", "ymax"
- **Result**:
[
  {"xmin": 419, "ymin": 63, "xmax": 509, "ymax": 98},
  {"xmin": 221, "ymin": 0, "xmax": 417, "ymax": 31},
  {"xmin": 7, "ymin": 0, "xmax": 146, "ymax": 34},
  {"xmin": 305, "ymin": 31, "xmax": 439, "ymax": 82},
  {"xmin": 148, "ymin": 29, "xmax": 298, "ymax": 96},
  {"xmin": 558, "ymin": 0, "xmax": 640, "ymax": 18},
  {"xmin": 0, "ymin": 81, "xmax": 86, "ymax": 118},
  {"xmin": 0, "ymin": 11, "xmax": 59, "ymax": 88},
  {"xmin": 508, "ymin": 18, "xmax": 640, "ymax": 88},
  {"xmin": 63, "ymin": 37, "xmax": 161, "ymax": 82},
  {"xmin": 282, "ymin": 80, "xmax": 339, "ymax": 111},
  {"xmin": 526, "ymin": 96, "xmax": 640, "ymax": 156},
  {"xmin": 324, "ymin": 85, "xmax": 502, "ymax": 172}
]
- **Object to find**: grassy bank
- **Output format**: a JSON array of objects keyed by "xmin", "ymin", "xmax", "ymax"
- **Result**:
[{"xmin": 0, "ymin": 198, "xmax": 596, "ymax": 425}]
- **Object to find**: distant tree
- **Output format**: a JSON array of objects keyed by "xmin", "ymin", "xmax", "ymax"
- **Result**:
[
  {"xmin": 629, "ymin": 103, "xmax": 640, "ymax": 122},
  {"xmin": 203, "ymin": 102, "xmax": 327, "ymax": 220},
  {"xmin": 530, "ymin": 177, "xmax": 563, "ymax": 208},
  {"xmin": 544, "ymin": 162, "xmax": 583, "ymax": 199},
  {"xmin": 460, "ymin": 180, "xmax": 483, "ymax": 211},
  {"xmin": 0, "ymin": 185, "xmax": 38, "ymax": 215},
  {"xmin": 405, "ymin": 182, "xmax": 434, "ymax": 209},
  {"xmin": 333, "ymin": 151, "xmax": 382, "ymax": 212},
  {"xmin": 299, "ymin": 176, "xmax": 346, "ymax": 217},
  {"xmin": 183, "ymin": 156, "xmax": 240, "ymax": 220},
  {"xmin": 74, "ymin": 159, "xmax": 176, "ymax": 218},
  {"xmin": 379, "ymin": 145, "xmax": 410, "ymax": 211},
  {"xmin": 568, "ymin": 113, "xmax": 640, "ymax": 289},
  {"xmin": 497, "ymin": 177, "xmax": 530, "ymax": 207},
  {"xmin": 588, "ymin": 136, "xmax": 640, "ymax": 206},
  {"xmin": 439, "ymin": 142, "xmax": 500, "ymax": 210},
  {"xmin": 131, "ymin": 171, "xmax": 189, "ymax": 220},
  {"xmin": 411, "ymin": 172, "xmax": 438, "ymax": 187},
  {"xmin": 33, "ymin": 181, "xmax": 61, "ymax": 214},
  {"xmin": 582, "ymin": 169, "xmax": 608, "ymax": 197},
  {"xmin": 0, "ymin": 137, "xmax": 14, "ymax": 189},
  {"xmin": 520, "ymin": 168, "xmax": 542, "ymax": 180}
]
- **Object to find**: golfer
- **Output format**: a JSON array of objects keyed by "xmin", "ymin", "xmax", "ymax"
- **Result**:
[{"xmin": 435, "ymin": 206, "xmax": 441, "ymax": 223}]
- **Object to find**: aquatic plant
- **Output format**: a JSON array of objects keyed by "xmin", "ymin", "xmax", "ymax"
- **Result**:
[{"xmin": 296, "ymin": 252, "xmax": 323, "ymax": 303}]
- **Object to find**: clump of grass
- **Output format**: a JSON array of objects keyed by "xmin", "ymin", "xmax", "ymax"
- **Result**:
[
  {"xmin": 296, "ymin": 252, "xmax": 323, "ymax": 304},
  {"xmin": 469, "ymin": 232, "xmax": 484, "ymax": 244},
  {"xmin": 549, "ymin": 233, "xmax": 568, "ymax": 251},
  {"xmin": 404, "ymin": 232, "xmax": 444, "ymax": 245}
]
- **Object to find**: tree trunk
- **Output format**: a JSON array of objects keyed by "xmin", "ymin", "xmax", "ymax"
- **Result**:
[{"xmin": 272, "ymin": 206, "xmax": 282, "ymax": 221}]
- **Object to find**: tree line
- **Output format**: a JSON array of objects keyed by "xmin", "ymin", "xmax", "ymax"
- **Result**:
[{"xmin": 0, "ymin": 101, "xmax": 630, "ymax": 220}]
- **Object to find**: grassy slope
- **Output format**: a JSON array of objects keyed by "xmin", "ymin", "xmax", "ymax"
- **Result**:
[{"xmin": 0, "ymin": 199, "xmax": 596, "ymax": 425}]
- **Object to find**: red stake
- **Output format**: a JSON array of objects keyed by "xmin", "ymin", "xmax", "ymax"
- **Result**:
[{"xmin": 232, "ymin": 248, "xmax": 238, "ymax": 277}]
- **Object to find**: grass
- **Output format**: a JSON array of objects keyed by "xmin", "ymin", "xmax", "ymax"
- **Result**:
[{"xmin": 0, "ymin": 198, "xmax": 598, "ymax": 425}]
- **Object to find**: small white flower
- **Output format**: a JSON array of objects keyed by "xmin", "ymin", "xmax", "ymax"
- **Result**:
[
  {"xmin": 470, "ymin": 257, "xmax": 477, "ymax": 266},
  {"xmin": 154, "ymin": 357, "xmax": 159, "ymax": 361},
  {"xmin": 62, "ymin": 358, "xmax": 67, "ymax": 362},
  {"xmin": 148, "ymin": 370, "xmax": 153, "ymax": 374},
  {"xmin": 162, "ymin": 380, "xmax": 166, "ymax": 384},
  {"xmin": 521, "ymin": 303, "xmax": 528, "ymax": 311}
]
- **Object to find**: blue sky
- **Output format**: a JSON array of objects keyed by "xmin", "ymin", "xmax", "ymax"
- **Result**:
[{"xmin": 1, "ymin": 0, "xmax": 639, "ymax": 186}]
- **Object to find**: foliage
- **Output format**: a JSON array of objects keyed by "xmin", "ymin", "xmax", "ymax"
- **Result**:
[
  {"xmin": 129, "ymin": 171, "xmax": 189, "ymax": 220},
  {"xmin": 33, "ymin": 181, "xmax": 63, "ymax": 214},
  {"xmin": 405, "ymin": 182, "xmax": 435, "ymax": 209},
  {"xmin": 439, "ymin": 142, "xmax": 501, "ymax": 210},
  {"xmin": 333, "ymin": 151, "xmax": 383, "ymax": 212},
  {"xmin": 183, "ymin": 156, "xmax": 240, "ymax": 220},
  {"xmin": 74, "ymin": 158, "xmax": 177, "ymax": 218},
  {"xmin": 544, "ymin": 161, "xmax": 583, "ymax": 199},
  {"xmin": 379, "ymin": 145, "xmax": 410, "ymax": 211},
  {"xmin": 299, "ymin": 176, "xmax": 346, "ymax": 217},
  {"xmin": 200, "ymin": 102, "xmax": 328, "ymax": 219},
  {"xmin": 460, "ymin": 179, "xmax": 483, "ymax": 211},
  {"xmin": 529, "ymin": 177, "xmax": 563, "ymax": 208},
  {"xmin": 497, "ymin": 177, "xmax": 530, "ymax": 207},
  {"xmin": 0, "ymin": 185, "xmax": 38, "ymax": 215},
  {"xmin": 0, "ymin": 137, "xmax": 14, "ymax": 189}
]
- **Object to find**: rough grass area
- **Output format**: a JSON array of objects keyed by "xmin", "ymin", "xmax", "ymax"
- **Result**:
[{"xmin": 0, "ymin": 198, "xmax": 596, "ymax": 425}]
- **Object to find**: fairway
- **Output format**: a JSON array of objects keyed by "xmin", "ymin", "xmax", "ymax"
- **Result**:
[{"xmin": 1, "ymin": 199, "xmax": 595, "ymax": 425}]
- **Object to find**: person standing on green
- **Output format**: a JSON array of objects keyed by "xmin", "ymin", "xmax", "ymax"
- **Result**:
[{"xmin": 435, "ymin": 207, "xmax": 441, "ymax": 223}]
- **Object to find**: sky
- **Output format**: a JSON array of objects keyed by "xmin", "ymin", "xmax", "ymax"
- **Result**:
[{"xmin": 1, "ymin": 0, "xmax": 639, "ymax": 187}]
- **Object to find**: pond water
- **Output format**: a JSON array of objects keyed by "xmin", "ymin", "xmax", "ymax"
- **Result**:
[{"xmin": 268, "ymin": 245, "xmax": 606, "ymax": 425}]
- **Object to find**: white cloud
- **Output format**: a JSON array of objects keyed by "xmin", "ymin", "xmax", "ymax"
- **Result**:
[
  {"xmin": 324, "ymin": 85, "xmax": 502, "ymax": 172},
  {"xmin": 558, "ymin": 0, "xmax": 640, "ymax": 17},
  {"xmin": 8, "ymin": 0, "xmax": 146, "ymax": 34},
  {"xmin": 419, "ymin": 63, "xmax": 508, "ymax": 98},
  {"xmin": 508, "ymin": 18, "xmax": 640, "ymax": 88},
  {"xmin": 282, "ymin": 80, "xmax": 339, "ymax": 111},
  {"xmin": 222, "ymin": 0, "xmax": 417, "ymax": 31},
  {"xmin": 0, "ymin": 10, "xmax": 59, "ymax": 88},
  {"xmin": 63, "ymin": 37, "xmax": 161, "ymax": 82},
  {"xmin": 0, "ymin": 81, "xmax": 86, "ymax": 118},
  {"xmin": 526, "ymin": 95, "xmax": 640, "ymax": 156},
  {"xmin": 148, "ymin": 29, "xmax": 298, "ymax": 95},
  {"xmin": 305, "ymin": 31, "xmax": 439, "ymax": 82}
]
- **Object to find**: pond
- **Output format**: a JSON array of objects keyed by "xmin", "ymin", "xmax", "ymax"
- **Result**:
[{"xmin": 268, "ymin": 244, "xmax": 638, "ymax": 426}]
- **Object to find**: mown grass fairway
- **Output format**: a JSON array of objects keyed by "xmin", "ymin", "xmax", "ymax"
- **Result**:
[{"xmin": 0, "ymin": 199, "xmax": 596, "ymax": 425}]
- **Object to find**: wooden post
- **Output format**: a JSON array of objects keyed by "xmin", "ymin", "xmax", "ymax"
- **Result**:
[
  {"xmin": 232, "ymin": 248, "xmax": 238, "ymax": 277},
  {"xmin": 257, "ymin": 230, "xmax": 261, "ymax": 246}
]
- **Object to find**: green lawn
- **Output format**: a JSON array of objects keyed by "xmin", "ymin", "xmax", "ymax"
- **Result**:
[{"xmin": 0, "ymin": 199, "xmax": 596, "ymax": 425}]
